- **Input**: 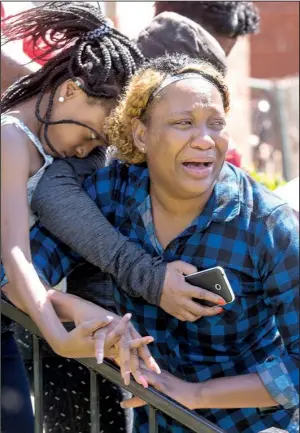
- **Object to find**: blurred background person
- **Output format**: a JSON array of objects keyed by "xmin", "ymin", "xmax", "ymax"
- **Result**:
[{"xmin": 153, "ymin": 1, "xmax": 260, "ymax": 55}]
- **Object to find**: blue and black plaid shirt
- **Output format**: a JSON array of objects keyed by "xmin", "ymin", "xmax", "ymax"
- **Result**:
[{"xmin": 3, "ymin": 161, "xmax": 299, "ymax": 433}]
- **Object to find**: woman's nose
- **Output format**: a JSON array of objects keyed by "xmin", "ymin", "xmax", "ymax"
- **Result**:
[{"xmin": 190, "ymin": 128, "xmax": 215, "ymax": 150}]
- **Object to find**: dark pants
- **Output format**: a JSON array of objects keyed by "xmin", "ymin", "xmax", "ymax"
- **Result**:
[{"xmin": 1, "ymin": 331, "xmax": 34, "ymax": 433}]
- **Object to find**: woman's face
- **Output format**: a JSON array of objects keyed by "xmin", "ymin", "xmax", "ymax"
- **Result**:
[
  {"xmin": 134, "ymin": 78, "xmax": 229, "ymax": 199},
  {"xmin": 41, "ymin": 80, "xmax": 115, "ymax": 158}
]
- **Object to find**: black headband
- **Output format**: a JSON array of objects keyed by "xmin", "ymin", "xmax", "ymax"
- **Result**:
[{"xmin": 144, "ymin": 72, "xmax": 223, "ymax": 114}]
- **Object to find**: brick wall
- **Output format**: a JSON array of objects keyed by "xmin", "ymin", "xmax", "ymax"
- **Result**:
[{"xmin": 250, "ymin": 2, "xmax": 299, "ymax": 79}]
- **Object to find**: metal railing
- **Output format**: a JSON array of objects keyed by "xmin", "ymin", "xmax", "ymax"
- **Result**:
[{"xmin": 1, "ymin": 300, "xmax": 225, "ymax": 433}]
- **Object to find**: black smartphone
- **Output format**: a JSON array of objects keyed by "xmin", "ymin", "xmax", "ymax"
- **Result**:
[{"xmin": 185, "ymin": 266, "xmax": 235, "ymax": 307}]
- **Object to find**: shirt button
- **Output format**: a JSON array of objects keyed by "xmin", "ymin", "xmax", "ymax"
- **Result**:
[{"xmin": 169, "ymin": 243, "xmax": 177, "ymax": 252}]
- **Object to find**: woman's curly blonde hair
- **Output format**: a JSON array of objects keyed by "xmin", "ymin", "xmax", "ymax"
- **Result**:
[{"xmin": 104, "ymin": 54, "xmax": 230, "ymax": 164}]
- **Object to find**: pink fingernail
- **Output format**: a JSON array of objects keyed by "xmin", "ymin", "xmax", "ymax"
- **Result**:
[
  {"xmin": 150, "ymin": 359, "xmax": 160, "ymax": 373},
  {"xmin": 151, "ymin": 363, "xmax": 160, "ymax": 374},
  {"xmin": 139, "ymin": 376, "xmax": 148, "ymax": 389}
]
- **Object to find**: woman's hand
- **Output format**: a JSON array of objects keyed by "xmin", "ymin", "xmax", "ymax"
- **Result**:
[
  {"xmin": 121, "ymin": 368, "xmax": 198, "ymax": 411},
  {"xmin": 160, "ymin": 261, "xmax": 225, "ymax": 321}
]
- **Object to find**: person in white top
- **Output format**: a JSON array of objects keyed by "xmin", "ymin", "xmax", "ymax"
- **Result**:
[{"xmin": 1, "ymin": 2, "xmax": 158, "ymax": 412}]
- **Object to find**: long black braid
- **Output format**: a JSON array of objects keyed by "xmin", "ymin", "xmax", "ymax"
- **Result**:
[{"xmin": 1, "ymin": 1, "xmax": 144, "ymax": 155}]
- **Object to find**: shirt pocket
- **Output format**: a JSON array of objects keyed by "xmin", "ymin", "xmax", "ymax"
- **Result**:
[{"xmin": 218, "ymin": 269, "xmax": 264, "ymax": 328}]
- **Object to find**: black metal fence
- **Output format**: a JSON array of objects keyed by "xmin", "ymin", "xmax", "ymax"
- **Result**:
[{"xmin": 1, "ymin": 300, "xmax": 225, "ymax": 433}]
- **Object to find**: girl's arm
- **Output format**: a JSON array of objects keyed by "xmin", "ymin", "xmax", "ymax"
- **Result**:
[
  {"xmin": 1, "ymin": 128, "xmax": 70, "ymax": 352},
  {"xmin": 32, "ymin": 154, "xmax": 166, "ymax": 305},
  {"xmin": 1, "ymin": 130, "xmax": 126, "ymax": 361}
]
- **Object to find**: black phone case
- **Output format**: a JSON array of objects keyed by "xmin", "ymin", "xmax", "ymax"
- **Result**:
[{"xmin": 185, "ymin": 267, "xmax": 234, "ymax": 307}]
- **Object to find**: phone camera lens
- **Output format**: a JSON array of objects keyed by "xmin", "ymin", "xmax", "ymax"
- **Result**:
[{"xmin": 215, "ymin": 284, "xmax": 222, "ymax": 291}]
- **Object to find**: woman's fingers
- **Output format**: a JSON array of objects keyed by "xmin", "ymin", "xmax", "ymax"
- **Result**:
[
  {"xmin": 130, "ymin": 326, "xmax": 161, "ymax": 374},
  {"xmin": 140, "ymin": 346, "xmax": 161, "ymax": 374},
  {"xmin": 128, "ymin": 328, "xmax": 150, "ymax": 388},
  {"xmin": 119, "ymin": 334, "xmax": 131, "ymax": 386},
  {"xmin": 98, "ymin": 314, "xmax": 159, "ymax": 387},
  {"xmin": 139, "ymin": 368, "xmax": 166, "ymax": 393},
  {"xmin": 105, "ymin": 313, "xmax": 132, "ymax": 348},
  {"xmin": 119, "ymin": 328, "xmax": 154, "ymax": 387},
  {"xmin": 120, "ymin": 396, "xmax": 146, "ymax": 409},
  {"xmin": 128, "ymin": 336, "xmax": 154, "ymax": 349},
  {"xmin": 129, "ymin": 347, "xmax": 147, "ymax": 388}
]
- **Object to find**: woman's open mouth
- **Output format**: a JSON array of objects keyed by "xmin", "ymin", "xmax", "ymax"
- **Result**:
[{"xmin": 182, "ymin": 161, "xmax": 214, "ymax": 178}]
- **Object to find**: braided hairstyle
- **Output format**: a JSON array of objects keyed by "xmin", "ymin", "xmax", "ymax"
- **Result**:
[
  {"xmin": 1, "ymin": 2, "xmax": 144, "ymax": 155},
  {"xmin": 104, "ymin": 53, "xmax": 230, "ymax": 164},
  {"xmin": 154, "ymin": 1, "xmax": 260, "ymax": 38}
]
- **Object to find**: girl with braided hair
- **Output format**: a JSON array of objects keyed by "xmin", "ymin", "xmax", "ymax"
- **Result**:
[{"xmin": 1, "ymin": 3, "xmax": 162, "ymax": 432}]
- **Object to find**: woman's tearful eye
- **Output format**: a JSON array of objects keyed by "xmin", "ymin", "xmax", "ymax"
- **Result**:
[
  {"xmin": 173, "ymin": 119, "xmax": 193, "ymax": 128},
  {"xmin": 90, "ymin": 131, "xmax": 97, "ymax": 140},
  {"xmin": 210, "ymin": 119, "xmax": 226, "ymax": 129}
]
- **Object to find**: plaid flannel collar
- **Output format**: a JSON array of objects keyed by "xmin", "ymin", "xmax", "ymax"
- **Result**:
[{"xmin": 124, "ymin": 162, "xmax": 241, "ymax": 235}]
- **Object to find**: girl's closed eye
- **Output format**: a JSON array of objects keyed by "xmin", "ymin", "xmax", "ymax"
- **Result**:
[{"xmin": 89, "ymin": 131, "xmax": 108, "ymax": 147}]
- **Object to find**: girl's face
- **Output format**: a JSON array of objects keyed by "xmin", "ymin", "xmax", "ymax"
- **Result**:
[
  {"xmin": 132, "ymin": 77, "xmax": 229, "ymax": 200},
  {"xmin": 41, "ymin": 80, "xmax": 115, "ymax": 158}
]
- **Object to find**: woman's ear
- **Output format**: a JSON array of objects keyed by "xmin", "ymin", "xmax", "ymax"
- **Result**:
[{"xmin": 131, "ymin": 117, "xmax": 148, "ymax": 154}]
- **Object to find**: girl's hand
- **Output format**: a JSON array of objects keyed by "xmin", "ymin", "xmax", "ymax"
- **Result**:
[
  {"xmin": 53, "ymin": 316, "xmax": 114, "ymax": 358},
  {"xmin": 68, "ymin": 295, "xmax": 161, "ymax": 386}
]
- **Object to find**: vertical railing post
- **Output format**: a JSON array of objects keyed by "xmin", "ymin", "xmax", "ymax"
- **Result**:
[
  {"xmin": 33, "ymin": 335, "xmax": 43, "ymax": 433},
  {"xmin": 149, "ymin": 406, "xmax": 158, "ymax": 433},
  {"xmin": 90, "ymin": 370, "xmax": 100, "ymax": 433}
]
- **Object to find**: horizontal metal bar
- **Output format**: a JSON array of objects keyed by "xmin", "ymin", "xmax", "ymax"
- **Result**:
[
  {"xmin": 2, "ymin": 300, "xmax": 43, "ymax": 337},
  {"xmin": 1, "ymin": 300, "xmax": 225, "ymax": 433}
]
